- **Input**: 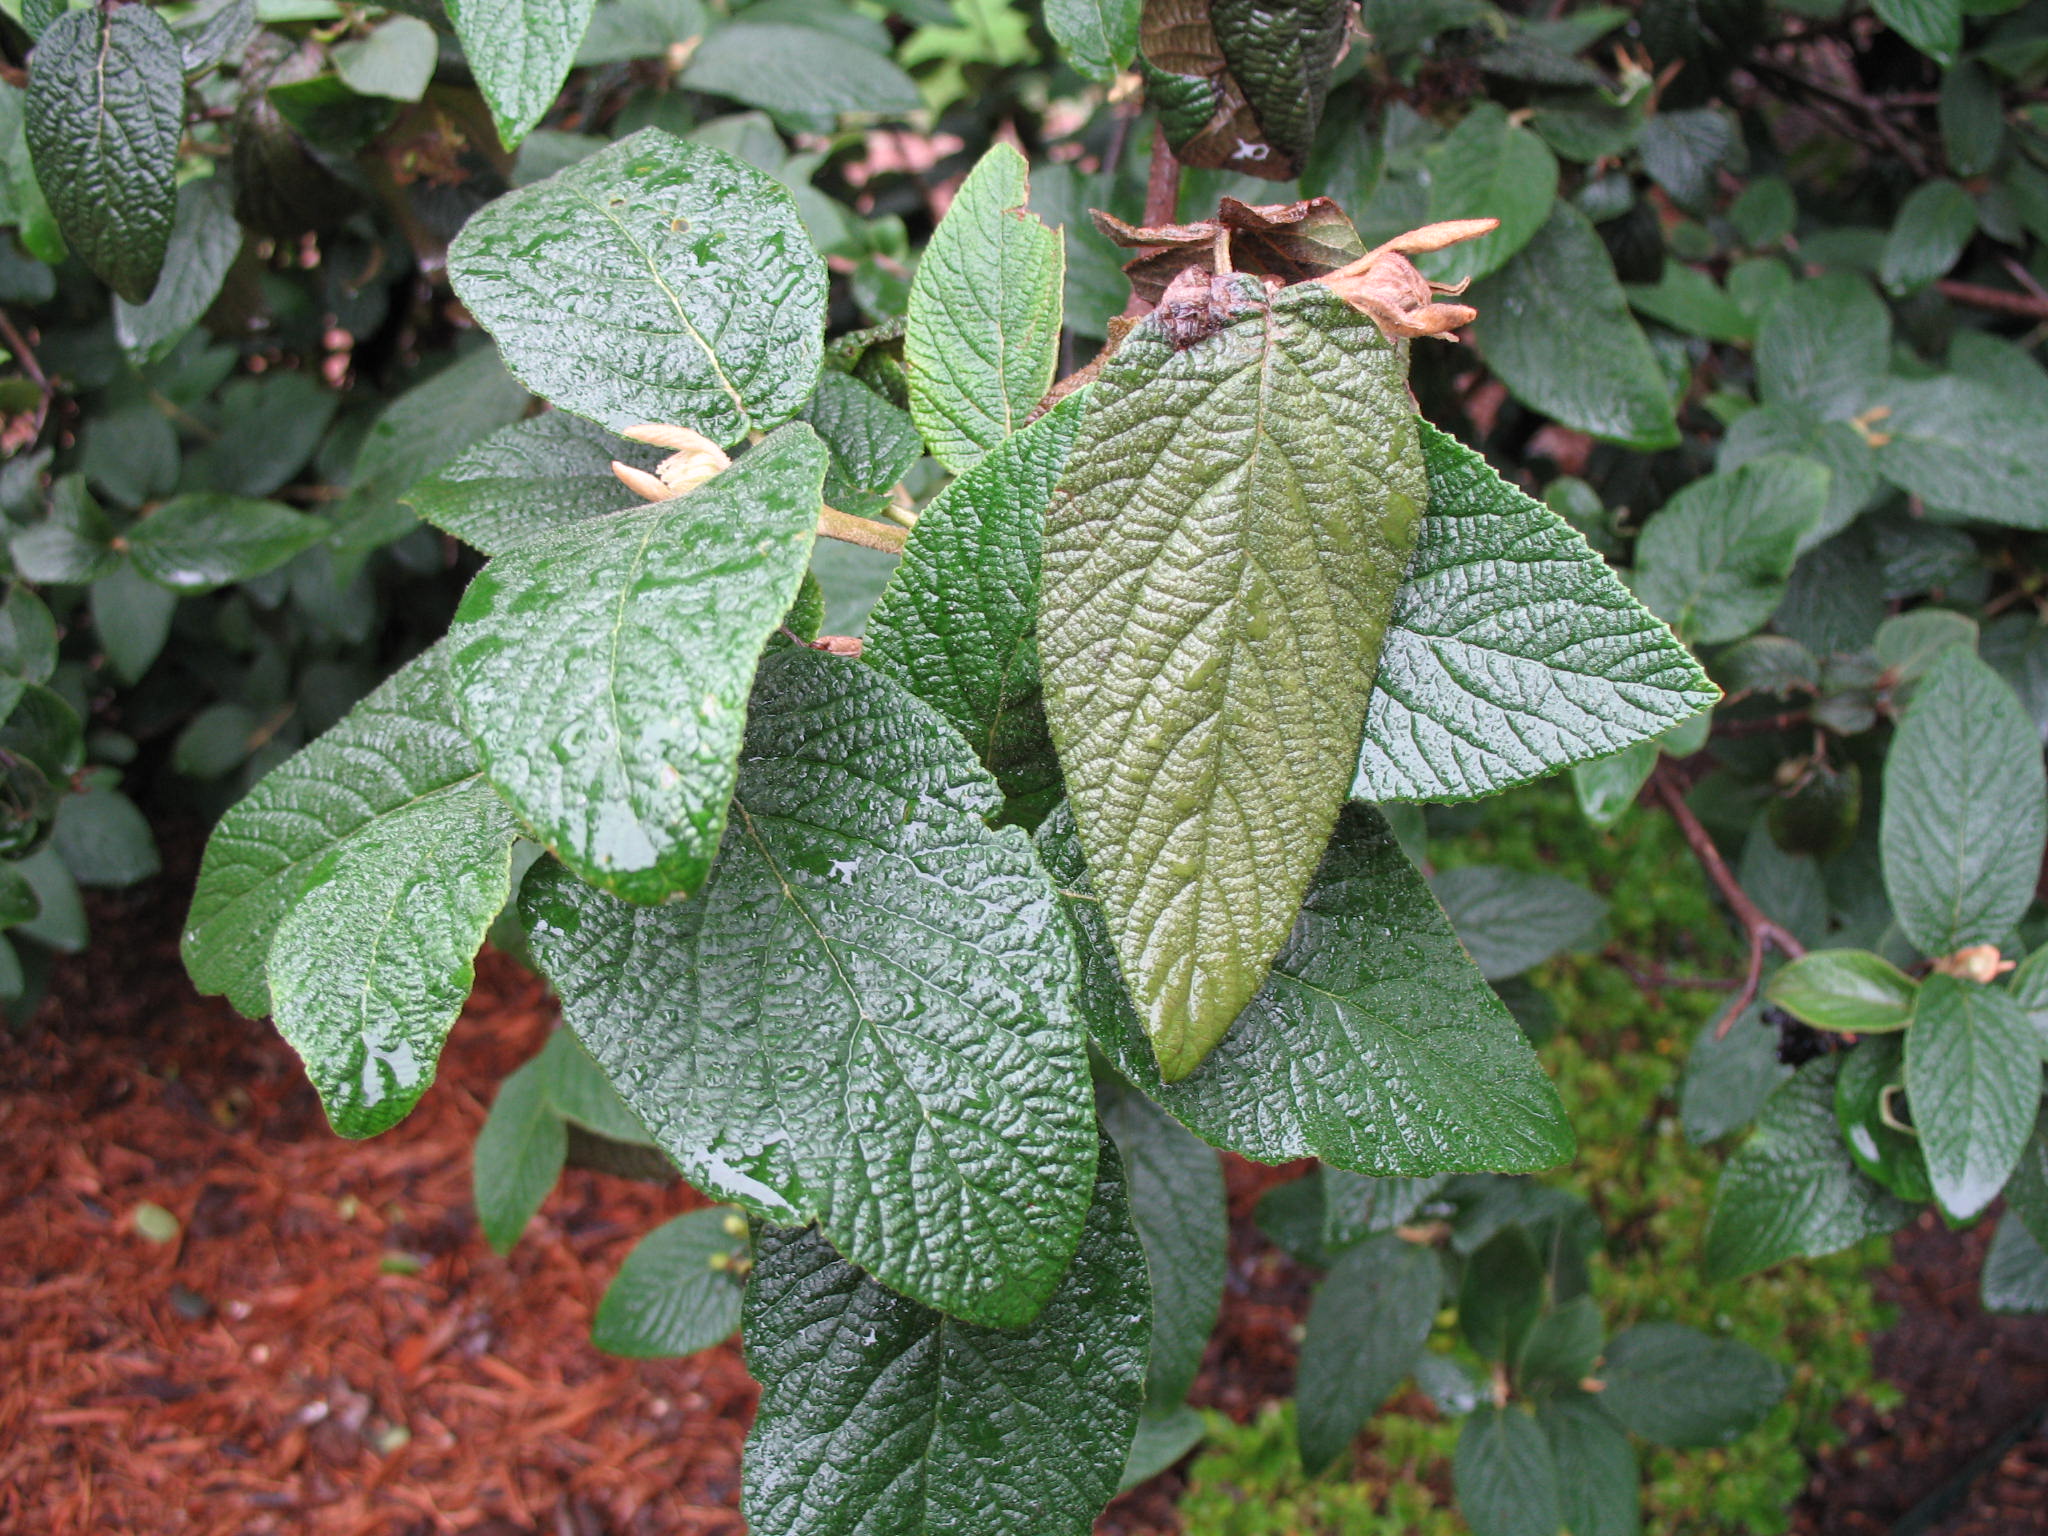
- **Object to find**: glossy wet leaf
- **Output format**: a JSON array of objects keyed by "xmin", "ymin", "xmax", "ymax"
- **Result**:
[
  {"xmin": 865, "ymin": 394, "xmax": 1084, "ymax": 800},
  {"xmin": 1046, "ymin": 0, "xmax": 1140, "ymax": 81},
  {"xmin": 446, "ymin": 0, "xmax": 598, "ymax": 148},
  {"xmin": 1418, "ymin": 103, "xmax": 1559, "ymax": 285},
  {"xmin": 1041, "ymin": 281, "xmax": 1424, "ymax": 1079},
  {"xmin": 449, "ymin": 129, "xmax": 826, "ymax": 442},
  {"xmin": 1469, "ymin": 201, "xmax": 1679, "ymax": 450},
  {"xmin": 406, "ymin": 411, "xmax": 665, "ymax": 555},
  {"xmin": 1882, "ymin": 647, "xmax": 2046, "ymax": 956},
  {"xmin": 797, "ymin": 372, "xmax": 922, "ymax": 516},
  {"xmin": 1539, "ymin": 1393, "xmax": 1639, "ymax": 1536},
  {"xmin": 1099, "ymin": 1078, "xmax": 1226, "ymax": 1407},
  {"xmin": 741, "ymin": 1138, "xmax": 1146, "ymax": 1536},
  {"xmin": 1706, "ymin": 1058, "xmax": 1914, "ymax": 1280},
  {"xmin": 448, "ymin": 424, "xmax": 823, "ymax": 905},
  {"xmin": 24, "ymin": 6, "xmax": 183, "ymax": 303},
  {"xmin": 1430, "ymin": 865, "xmax": 1606, "ymax": 979},
  {"xmin": 592, "ymin": 1207, "xmax": 747, "ymax": 1357},
  {"xmin": 1455, "ymin": 1405, "xmax": 1562, "ymax": 1536},
  {"xmin": 126, "ymin": 495, "xmax": 328, "ymax": 594},
  {"xmin": 1594, "ymin": 1323, "xmax": 1785, "ymax": 1447},
  {"xmin": 1295, "ymin": 1233, "xmax": 1440, "ymax": 1473},
  {"xmin": 905, "ymin": 144, "xmax": 1063, "ymax": 473},
  {"xmin": 1835, "ymin": 1036, "xmax": 1934, "ymax": 1203},
  {"xmin": 1631, "ymin": 457, "xmax": 1831, "ymax": 645},
  {"xmin": 1874, "ymin": 373, "xmax": 2048, "ymax": 530},
  {"xmin": 113, "ymin": 178, "xmax": 242, "ymax": 368},
  {"xmin": 1766, "ymin": 950, "xmax": 1917, "ymax": 1034},
  {"xmin": 1354, "ymin": 424, "xmax": 1714, "ymax": 803},
  {"xmin": 1041, "ymin": 802, "xmax": 1574, "ymax": 1175},
  {"xmin": 520, "ymin": 648, "xmax": 1094, "ymax": 1327},
  {"xmin": 1906, "ymin": 973, "xmax": 2038, "ymax": 1220}
]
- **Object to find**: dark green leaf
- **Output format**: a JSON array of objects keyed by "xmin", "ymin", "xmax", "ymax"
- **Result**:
[
  {"xmin": 1429, "ymin": 865, "xmax": 1606, "ymax": 979},
  {"xmin": 449, "ymin": 425, "xmax": 821, "ymax": 904},
  {"xmin": 592, "ymin": 1207, "xmax": 747, "ymax": 1356},
  {"xmin": 172, "ymin": 0, "xmax": 258, "ymax": 74},
  {"xmin": 24, "ymin": 7, "xmax": 184, "ymax": 303},
  {"xmin": 1594, "ymin": 1323, "xmax": 1785, "ymax": 1447},
  {"xmin": 1120, "ymin": 1404, "xmax": 1207, "ymax": 1492},
  {"xmin": 578, "ymin": 0, "xmax": 705, "ymax": 64},
  {"xmin": 1881, "ymin": 647, "xmax": 2046, "ymax": 956},
  {"xmin": 1630, "ymin": 457, "xmax": 1831, "ymax": 644},
  {"xmin": 1469, "ymin": 201, "xmax": 1679, "ymax": 450},
  {"xmin": 50, "ymin": 788, "xmax": 159, "ymax": 887},
  {"xmin": 1043, "ymin": 802, "xmax": 1576, "ymax": 1175},
  {"xmin": 1879, "ymin": 179, "xmax": 1976, "ymax": 294},
  {"xmin": 740, "ymin": 1137, "xmax": 1147, "ymax": 1536},
  {"xmin": 188, "ymin": 372, "xmax": 344, "ymax": 499},
  {"xmin": 1766, "ymin": 949, "xmax": 1918, "ymax": 1034},
  {"xmin": 1461, "ymin": 1224, "xmax": 1545, "ymax": 1362},
  {"xmin": 520, "ymin": 648, "xmax": 1095, "ymax": 1327},
  {"xmin": 1572, "ymin": 741, "xmax": 1658, "ymax": 828},
  {"xmin": 15, "ymin": 845, "xmax": 85, "ymax": 953},
  {"xmin": 473, "ymin": 1047, "xmax": 569, "ymax": 1251},
  {"xmin": 1041, "ymin": 281, "xmax": 1424, "ymax": 1078},
  {"xmin": 1835, "ymin": 1036, "xmax": 1934, "ymax": 1203},
  {"xmin": 797, "ymin": 372, "xmax": 922, "ymax": 513},
  {"xmin": 1680, "ymin": 1008, "xmax": 1793, "ymax": 1145},
  {"xmin": 1296, "ymin": 1233, "xmax": 1440, "ymax": 1472},
  {"xmin": 1940, "ymin": 61, "xmax": 2004, "ymax": 177},
  {"xmin": 113, "ymin": 178, "xmax": 241, "ymax": 367},
  {"xmin": 1706, "ymin": 1058, "xmax": 1914, "ymax": 1281},
  {"xmin": 127, "ymin": 495, "xmax": 326, "ymax": 594},
  {"xmin": 1353, "ymin": 425, "xmax": 1716, "ymax": 804},
  {"xmin": 1876, "ymin": 0, "xmax": 1961, "ymax": 64},
  {"xmin": 0, "ymin": 585, "xmax": 57, "ymax": 683},
  {"xmin": 1418, "ymin": 104, "xmax": 1559, "ymax": 284},
  {"xmin": 1520, "ymin": 1294, "xmax": 1604, "ymax": 1386},
  {"xmin": 1907, "ymin": 973, "xmax": 2039, "ymax": 1219},
  {"xmin": 0, "ymin": 862, "xmax": 41, "ymax": 930},
  {"xmin": 1046, "ymin": 0, "xmax": 1140, "ymax": 81},
  {"xmin": 449, "ymin": 129, "xmax": 826, "ymax": 442},
  {"xmin": 1639, "ymin": 107, "xmax": 1732, "ymax": 210},
  {"xmin": 1322, "ymin": 1169, "xmax": 1449, "ymax": 1251},
  {"xmin": 332, "ymin": 14, "xmax": 439, "ymax": 101},
  {"xmin": 444, "ymin": 0, "xmax": 597, "ymax": 147},
  {"xmin": 1874, "ymin": 373, "xmax": 2048, "ymax": 529},
  {"xmin": 1455, "ymin": 1405, "xmax": 1562, "ymax": 1536},
  {"xmin": 1754, "ymin": 273, "xmax": 1889, "ymax": 419},
  {"xmin": 1984, "ymin": 1215, "xmax": 2048, "ymax": 1312},
  {"xmin": 91, "ymin": 565, "xmax": 177, "ymax": 685},
  {"xmin": 1539, "ymin": 1392, "xmax": 1639, "ymax": 1536},
  {"xmin": 680, "ymin": 23, "xmax": 922, "ymax": 117},
  {"xmin": 905, "ymin": 144, "xmax": 1063, "ymax": 472},
  {"xmin": 406, "ymin": 411, "xmax": 663, "ymax": 555}
]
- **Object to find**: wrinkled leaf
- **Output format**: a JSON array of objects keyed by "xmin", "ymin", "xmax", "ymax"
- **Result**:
[
  {"xmin": 445, "ymin": 0, "xmax": 598, "ymax": 147},
  {"xmin": 406, "ymin": 411, "xmax": 663, "ymax": 555},
  {"xmin": 1296, "ymin": 1233, "xmax": 1440, "ymax": 1472},
  {"xmin": 127, "ymin": 495, "xmax": 327, "ymax": 594},
  {"xmin": 1906, "ymin": 973, "xmax": 2038, "ymax": 1219},
  {"xmin": 592, "ymin": 1207, "xmax": 747, "ymax": 1357},
  {"xmin": 1455, "ymin": 1405, "xmax": 1562, "ymax": 1536},
  {"xmin": 1594, "ymin": 1323, "xmax": 1785, "ymax": 1448}
]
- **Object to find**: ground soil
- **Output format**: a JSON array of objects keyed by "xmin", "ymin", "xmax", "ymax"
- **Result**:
[{"xmin": 4, "ymin": 861, "xmax": 2047, "ymax": 1535}]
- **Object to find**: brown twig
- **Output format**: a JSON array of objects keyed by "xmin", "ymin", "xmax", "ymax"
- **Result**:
[
  {"xmin": 0, "ymin": 308, "xmax": 52, "ymax": 444},
  {"xmin": 1713, "ymin": 707, "xmax": 1813, "ymax": 738},
  {"xmin": 1935, "ymin": 278, "xmax": 2048, "ymax": 322},
  {"xmin": 1119, "ymin": 133, "xmax": 1183, "ymax": 319},
  {"xmin": 1745, "ymin": 55, "xmax": 1933, "ymax": 179},
  {"xmin": 1650, "ymin": 763, "xmax": 1807, "ymax": 1037}
]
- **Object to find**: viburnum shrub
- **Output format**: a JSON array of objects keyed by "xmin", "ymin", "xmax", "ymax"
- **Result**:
[{"xmin": 6, "ymin": 0, "xmax": 2047, "ymax": 1530}]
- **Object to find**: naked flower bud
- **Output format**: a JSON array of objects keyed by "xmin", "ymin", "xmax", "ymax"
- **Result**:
[
  {"xmin": 1314, "ymin": 218, "xmax": 1500, "ymax": 342},
  {"xmin": 614, "ymin": 423, "xmax": 732, "ymax": 501}
]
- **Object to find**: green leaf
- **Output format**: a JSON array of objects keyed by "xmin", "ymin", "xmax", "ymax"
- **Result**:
[
  {"xmin": 680, "ymin": 22, "xmax": 923, "ymax": 117},
  {"xmin": 1984, "ymin": 1215, "xmax": 2048, "ymax": 1312},
  {"xmin": 50, "ymin": 788, "xmax": 159, "ymax": 887},
  {"xmin": 520, "ymin": 648, "xmax": 1095, "ymax": 1327},
  {"xmin": 1879, "ymin": 179, "xmax": 1976, "ymax": 294},
  {"xmin": 1040, "ymin": 282, "xmax": 1423, "ymax": 1078},
  {"xmin": 1706, "ymin": 1057, "xmax": 1914, "ymax": 1281},
  {"xmin": 406, "ymin": 411, "xmax": 662, "ymax": 555},
  {"xmin": 1873, "ymin": 374, "xmax": 2048, "ymax": 529},
  {"xmin": 1639, "ymin": 107, "xmax": 1733, "ymax": 210},
  {"xmin": 1876, "ymin": 0, "xmax": 1961, "ymax": 64},
  {"xmin": 578, "ymin": 0, "xmax": 705, "ymax": 64},
  {"xmin": 1121, "ymin": 1404, "xmax": 1207, "ymax": 1492},
  {"xmin": 91, "ymin": 565, "xmax": 177, "ymax": 685},
  {"xmin": 1572, "ymin": 742, "xmax": 1658, "ymax": 828},
  {"xmin": 1046, "ymin": 0, "xmax": 1139, "ymax": 81},
  {"xmin": 1836, "ymin": 1036, "xmax": 1934, "ymax": 1204},
  {"xmin": 1873, "ymin": 608, "xmax": 1977, "ymax": 687},
  {"xmin": 172, "ymin": 0, "xmax": 259, "ymax": 74},
  {"xmin": 1041, "ymin": 802, "xmax": 1576, "ymax": 1175},
  {"xmin": 473, "ymin": 1047, "xmax": 569, "ymax": 1251},
  {"xmin": 24, "ymin": 6, "xmax": 184, "ymax": 303},
  {"xmin": 0, "ymin": 862, "xmax": 41, "ymax": 930},
  {"xmin": 1906, "ymin": 973, "xmax": 2039, "ymax": 1219},
  {"xmin": 444, "ymin": 0, "xmax": 597, "ymax": 147},
  {"xmin": 449, "ymin": 129, "xmax": 826, "ymax": 442},
  {"xmin": 2009, "ymin": 949, "xmax": 2048, "ymax": 1056},
  {"xmin": 1519, "ymin": 1294, "xmax": 1605, "ymax": 1386},
  {"xmin": 1417, "ymin": 103, "xmax": 1559, "ymax": 285},
  {"xmin": 1460, "ymin": 1224, "xmax": 1545, "ymax": 1362},
  {"xmin": 1881, "ymin": 648, "xmax": 2046, "ymax": 956},
  {"xmin": 797, "ymin": 372, "xmax": 923, "ymax": 513},
  {"xmin": 905, "ymin": 144, "xmax": 1063, "ymax": 473},
  {"xmin": 741, "ymin": 1134, "xmax": 1147, "ymax": 1536},
  {"xmin": 1430, "ymin": 865, "xmax": 1606, "ymax": 979},
  {"xmin": 127, "ymin": 495, "xmax": 327, "ymax": 593},
  {"xmin": 1594, "ymin": 1323, "xmax": 1785, "ymax": 1447},
  {"xmin": 1296, "ymin": 1233, "xmax": 1441, "ymax": 1473},
  {"xmin": 592, "ymin": 1207, "xmax": 747, "ymax": 1357},
  {"xmin": 1321, "ymin": 1169, "xmax": 1447, "ymax": 1251},
  {"xmin": 448, "ymin": 424, "xmax": 822, "ymax": 905},
  {"xmin": 1754, "ymin": 273, "xmax": 1889, "ymax": 420},
  {"xmin": 183, "ymin": 647, "xmax": 486, "ymax": 1019},
  {"xmin": 1354, "ymin": 424, "xmax": 1716, "ymax": 804},
  {"xmin": 1625, "ymin": 263, "xmax": 1756, "ymax": 344},
  {"xmin": 1469, "ymin": 201, "xmax": 1678, "ymax": 450},
  {"xmin": 112, "ymin": 178, "xmax": 241, "ymax": 368},
  {"xmin": 1765, "ymin": 950, "xmax": 1918, "ymax": 1034},
  {"xmin": 1539, "ymin": 1393, "xmax": 1639, "ymax": 1536},
  {"xmin": 189, "ymin": 373, "xmax": 345, "ymax": 500},
  {"xmin": 15, "ymin": 845, "xmax": 85, "ymax": 953},
  {"xmin": 332, "ymin": 14, "xmax": 439, "ymax": 101},
  {"xmin": 1455, "ymin": 1405, "xmax": 1562, "ymax": 1536},
  {"xmin": 1940, "ymin": 61, "xmax": 2004, "ymax": 177},
  {"xmin": 1630, "ymin": 457, "xmax": 1831, "ymax": 645},
  {"xmin": 0, "ymin": 586, "xmax": 57, "ymax": 683},
  {"xmin": 864, "ymin": 393, "xmax": 1084, "ymax": 797},
  {"xmin": 1099, "ymin": 1079, "xmax": 1226, "ymax": 1407}
]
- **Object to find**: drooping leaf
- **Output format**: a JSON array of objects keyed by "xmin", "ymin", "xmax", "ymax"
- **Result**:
[
  {"xmin": 520, "ymin": 648, "xmax": 1095, "ymax": 1327},
  {"xmin": 1630, "ymin": 457, "xmax": 1831, "ymax": 645},
  {"xmin": 1040, "ymin": 281, "xmax": 1424, "ymax": 1079},
  {"xmin": 1705, "ymin": 1057, "xmax": 1914, "ymax": 1281},
  {"xmin": 447, "ymin": 424, "xmax": 823, "ymax": 905},
  {"xmin": 1046, "ymin": 0, "xmax": 1140, "ymax": 81},
  {"xmin": 1572, "ymin": 741, "xmax": 1658, "ymax": 828},
  {"xmin": 905, "ymin": 144, "xmax": 1063, "ymax": 473},
  {"xmin": 1417, "ymin": 103, "xmax": 1560, "ymax": 285},
  {"xmin": 1430, "ymin": 865, "xmax": 1607, "ymax": 980},
  {"xmin": 1765, "ymin": 949, "xmax": 1918, "ymax": 1034},
  {"xmin": 444, "ymin": 0, "xmax": 598, "ymax": 148},
  {"xmin": 126, "ymin": 495, "xmax": 328, "ymax": 594},
  {"xmin": 1906, "ymin": 973, "xmax": 2039, "ymax": 1220},
  {"xmin": 1593, "ymin": 1323, "xmax": 1786, "ymax": 1448},
  {"xmin": 1881, "ymin": 647, "xmax": 2047, "ymax": 956},
  {"xmin": 473, "ymin": 1045, "xmax": 570, "ymax": 1252},
  {"xmin": 1353, "ymin": 424, "xmax": 1717, "ymax": 804},
  {"xmin": 1099, "ymin": 1078, "xmax": 1226, "ymax": 1407},
  {"xmin": 24, "ymin": 6, "xmax": 184, "ymax": 303},
  {"xmin": 449, "ymin": 129, "xmax": 826, "ymax": 442},
  {"xmin": 1138, "ymin": 0, "xmax": 1348, "ymax": 179},
  {"xmin": 1454, "ymin": 1405, "xmax": 1563, "ymax": 1536},
  {"xmin": 1468, "ymin": 201, "xmax": 1679, "ymax": 450},
  {"xmin": 740, "ymin": 1136, "xmax": 1147, "ymax": 1536},
  {"xmin": 1539, "ymin": 1393, "xmax": 1640, "ymax": 1536},
  {"xmin": 1120, "ymin": 1404, "xmax": 1207, "ymax": 1492},
  {"xmin": 1295, "ymin": 1233, "xmax": 1441, "ymax": 1473},
  {"xmin": 113, "ymin": 178, "xmax": 242, "ymax": 367},
  {"xmin": 406, "ymin": 411, "xmax": 664, "ymax": 555},
  {"xmin": 592, "ymin": 1207, "xmax": 747, "ymax": 1357},
  {"xmin": 864, "ymin": 393, "xmax": 1084, "ymax": 800},
  {"xmin": 1040, "ymin": 802, "xmax": 1575, "ymax": 1175}
]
